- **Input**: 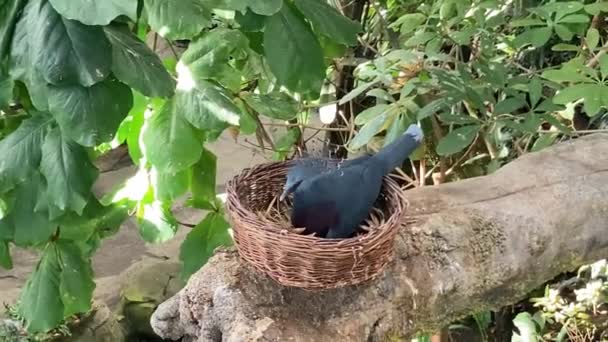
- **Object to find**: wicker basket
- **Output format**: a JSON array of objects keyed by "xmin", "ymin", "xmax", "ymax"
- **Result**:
[{"xmin": 225, "ymin": 160, "xmax": 407, "ymax": 290}]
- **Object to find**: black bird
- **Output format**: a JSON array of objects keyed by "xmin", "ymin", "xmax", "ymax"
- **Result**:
[
  {"xmin": 281, "ymin": 124, "xmax": 423, "ymax": 239},
  {"xmin": 280, "ymin": 153, "xmax": 372, "ymax": 201}
]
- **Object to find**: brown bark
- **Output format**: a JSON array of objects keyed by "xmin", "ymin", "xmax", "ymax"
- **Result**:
[{"xmin": 151, "ymin": 134, "xmax": 608, "ymax": 342}]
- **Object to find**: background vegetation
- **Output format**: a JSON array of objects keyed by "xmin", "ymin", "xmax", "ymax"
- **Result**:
[{"xmin": 0, "ymin": 0, "xmax": 607, "ymax": 340}]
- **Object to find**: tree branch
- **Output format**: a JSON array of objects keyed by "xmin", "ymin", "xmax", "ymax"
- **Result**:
[{"xmin": 151, "ymin": 134, "xmax": 608, "ymax": 342}]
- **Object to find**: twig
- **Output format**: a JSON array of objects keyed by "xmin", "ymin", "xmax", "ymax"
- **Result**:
[
  {"xmin": 164, "ymin": 38, "xmax": 180, "ymax": 60},
  {"xmin": 177, "ymin": 220, "xmax": 196, "ymax": 228},
  {"xmin": 538, "ymin": 129, "xmax": 608, "ymax": 134},
  {"xmin": 264, "ymin": 122, "xmax": 351, "ymax": 132},
  {"xmin": 445, "ymin": 134, "xmax": 480, "ymax": 177}
]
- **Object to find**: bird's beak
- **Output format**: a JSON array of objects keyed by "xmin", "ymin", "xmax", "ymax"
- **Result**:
[{"xmin": 279, "ymin": 188, "xmax": 289, "ymax": 202}]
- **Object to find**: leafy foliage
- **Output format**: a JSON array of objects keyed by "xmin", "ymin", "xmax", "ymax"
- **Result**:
[{"xmin": 1, "ymin": 0, "xmax": 607, "ymax": 336}]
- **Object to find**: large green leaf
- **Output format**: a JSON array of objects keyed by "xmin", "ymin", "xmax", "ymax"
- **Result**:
[
  {"xmin": 19, "ymin": 244, "xmax": 64, "ymax": 333},
  {"xmin": 553, "ymin": 83, "xmax": 599, "ymax": 115},
  {"xmin": 0, "ymin": 114, "xmax": 52, "ymax": 193},
  {"xmin": 57, "ymin": 240, "xmax": 95, "ymax": 317},
  {"xmin": 514, "ymin": 27, "xmax": 552, "ymax": 48},
  {"xmin": 48, "ymin": 80, "xmax": 133, "ymax": 147},
  {"xmin": 175, "ymin": 80, "xmax": 241, "ymax": 133},
  {"xmin": 0, "ymin": 240, "xmax": 12, "ymax": 269},
  {"xmin": 436, "ymin": 125, "xmax": 481, "ymax": 156},
  {"xmin": 349, "ymin": 112, "xmax": 389, "ymax": 150},
  {"xmin": 152, "ymin": 167, "xmax": 190, "ymax": 203},
  {"xmin": 241, "ymin": 91, "xmax": 299, "ymax": 120},
  {"xmin": 29, "ymin": 0, "xmax": 111, "ymax": 86},
  {"xmin": 40, "ymin": 127, "xmax": 98, "ymax": 215},
  {"xmin": 142, "ymin": 99, "xmax": 202, "ymax": 173},
  {"xmin": 190, "ymin": 148, "xmax": 217, "ymax": 210},
  {"xmin": 264, "ymin": 3, "xmax": 325, "ymax": 95},
  {"xmin": 10, "ymin": 173, "xmax": 55, "ymax": 246},
  {"xmin": 49, "ymin": 0, "xmax": 137, "ymax": 25},
  {"xmin": 494, "ymin": 97, "xmax": 526, "ymax": 114},
  {"xmin": 0, "ymin": 0, "xmax": 26, "ymax": 60},
  {"xmin": 104, "ymin": 24, "xmax": 175, "ymax": 98},
  {"xmin": 293, "ymin": 0, "xmax": 361, "ymax": 45},
  {"xmin": 145, "ymin": 0, "xmax": 212, "ymax": 40},
  {"xmin": 137, "ymin": 200, "xmax": 177, "ymax": 243},
  {"xmin": 205, "ymin": 0, "xmax": 283, "ymax": 15},
  {"xmin": 179, "ymin": 28, "xmax": 248, "ymax": 89},
  {"xmin": 179, "ymin": 211, "xmax": 232, "ymax": 280}
]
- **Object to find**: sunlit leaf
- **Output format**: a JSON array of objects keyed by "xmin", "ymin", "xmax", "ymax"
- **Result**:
[
  {"xmin": 354, "ymin": 104, "xmax": 390, "ymax": 125},
  {"xmin": 142, "ymin": 99, "xmax": 202, "ymax": 173},
  {"xmin": 48, "ymin": 0, "xmax": 137, "ymax": 25},
  {"xmin": 586, "ymin": 28, "xmax": 600, "ymax": 51},
  {"xmin": 137, "ymin": 200, "xmax": 177, "ymax": 243},
  {"xmin": 350, "ymin": 112, "xmax": 388, "ymax": 149}
]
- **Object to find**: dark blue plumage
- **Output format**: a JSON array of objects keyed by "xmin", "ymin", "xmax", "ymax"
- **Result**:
[{"xmin": 282, "ymin": 124, "xmax": 423, "ymax": 239}]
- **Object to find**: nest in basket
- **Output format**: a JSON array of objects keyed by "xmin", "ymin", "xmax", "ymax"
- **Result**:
[{"xmin": 225, "ymin": 160, "xmax": 407, "ymax": 290}]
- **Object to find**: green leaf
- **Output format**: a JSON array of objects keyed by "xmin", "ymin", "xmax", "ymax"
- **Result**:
[
  {"xmin": 142, "ymin": 99, "xmax": 202, "ymax": 173},
  {"xmin": 417, "ymin": 98, "xmax": 450, "ymax": 120},
  {"xmin": 553, "ymin": 84, "xmax": 596, "ymax": 105},
  {"xmin": 367, "ymin": 88, "xmax": 395, "ymax": 102},
  {"xmin": 145, "ymin": 0, "xmax": 212, "ymax": 40},
  {"xmin": 495, "ymin": 97, "xmax": 526, "ymax": 114},
  {"xmin": 509, "ymin": 18, "xmax": 545, "ymax": 27},
  {"xmin": 175, "ymin": 80, "xmax": 241, "ymax": 134},
  {"xmin": 190, "ymin": 148, "xmax": 217, "ymax": 210},
  {"xmin": 354, "ymin": 104, "xmax": 390, "ymax": 125},
  {"xmin": 558, "ymin": 14, "xmax": 590, "ymax": 24},
  {"xmin": 404, "ymin": 31, "xmax": 437, "ymax": 47},
  {"xmin": 512, "ymin": 312, "xmax": 540, "ymax": 342},
  {"xmin": 514, "ymin": 27, "xmax": 552, "ymax": 48},
  {"xmin": 56, "ymin": 241, "xmax": 95, "ymax": 317},
  {"xmin": 264, "ymin": 2, "xmax": 325, "ymax": 95},
  {"xmin": 585, "ymin": 2, "xmax": 608, "ymax": 15},
  {"xmin": 384, "ymin": 113, "xmax": 407, "ymax": 146},
  {"xmin": 0, "ymin": 0, "xmax": 26, "ymax": 60},
  {"xmin": 40, "ymin": 128, "xmax": 98, "ymax": 215},
  {"xmin": 48, "ymin": 0, "xmax": 137, "ymax": 25},
  {"xmin": 438, "ymin": 113, "xmax": 479, "ymax": 124},
  {"xmin": 600, "ymin": 55, "xmax": 608, "ymax": 78},
  {"xmin": 206, "ymin": 0, "xmax": 283, "ymax": 16},
  {"xmin": 137, "ymin": 200, "xmax": 177, "ymax": 243},
  {"xmin": 179, "ymin": 28, "xmax": 248, "ymax": 90},
  {"xmin": 551, "ymin": 43, "xmax": 579, "ymax": 51},
  {"xmin": 350, "ymin": 112, "xmax": 388, "ymax": 150},
  {"xmin": 0, "ymin": 114, "xmax": 51, "ymax": 192},
  {"xmin": 0, "ymin": 240, "xmax": 12, "ymax": 269},
  {"xmin": 235, "ymin": 9, "xmax": 267, "ymax": 32},
  {"xmin": 390, "ymin": 13, "xmax": 426, "ymax": 34},
  {"xmin": 48, "ymin": 80, "xmax": 133, "ymax": 147},
  {"xmin": 19, "ymin": 244, "xmax": 64, "ymax": 333},
  {"xmin": 436, "ymin": 125, "xmax": 480, "ymax": 156},
  {"xmin": 531, "ymin": 133, "xmax": 558, "ymax": 152},
  {"xmin": 529, "ymin": 78, "xmax": 542, "ymax": 108},
  {"xmin": 586, "ymin": 28, "xmax": 600, "ymax": 50},
  {"xmin": 542, "ymin": 67, "xmax": 593, "ymax": 83},
  {"xmin": 241, "ymin": 91, "xmax": 299, "ymax": 120},
  {"xmin": 57, "ymin": 199, "xmax": 129, "ymax": 241},
  {"xmin": 179, "ymin": 211, "xmax": 232, "ymax": 280},
  {"xmin": 554, "ymin": 24, "xmax": 573, "ymax": 41},
  {"xmin": 152, "ymin": 168, "xmax": 190, "ymax": 203},
  {"xmin": 10, "ymin": 173, "xmax": 55, "ymax": 246},
  {"xmin": 30, "ymin": 0, "xmax": 112, "ymax": 86},
  {"xmin": 293, "ymin": 0, "xmax": 361, "ymax": 45},
  {"xmin": 104, "ymin": 24, "xmax": 175, "ymax": 98},
  {"xmin": 125, "ymin": 90, "xmax": 147, "ymax": 163},
  {"xmin": 272, "ymin": 127, "xmax": 300, "ymax": 160},
  {"xmin": 339, "ymin": 81, "xmax": 376, "ymax": 105}
]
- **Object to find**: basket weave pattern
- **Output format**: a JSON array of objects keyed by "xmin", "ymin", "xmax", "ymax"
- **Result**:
[{"xmin": 225, "ymin": 160, "xmax": 407, "ymax": 290}]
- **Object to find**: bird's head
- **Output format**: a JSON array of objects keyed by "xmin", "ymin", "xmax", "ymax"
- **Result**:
[
  {"xmin": 279, "ymin": 177, "xmax": 302, "ymax": 201},
  {"xmin": 404, "ymin": 124, "xmax": 424, "ymax": 143}
]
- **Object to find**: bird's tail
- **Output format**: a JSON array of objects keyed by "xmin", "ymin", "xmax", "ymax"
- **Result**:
[{"xmin": 373, "ymin": 124, "xmax": 424, "ymax": 174}]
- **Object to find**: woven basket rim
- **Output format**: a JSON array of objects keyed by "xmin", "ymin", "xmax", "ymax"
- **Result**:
[{"xmin": 225, "ymin": 159, "xmax": 407, "ymax": 245}]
